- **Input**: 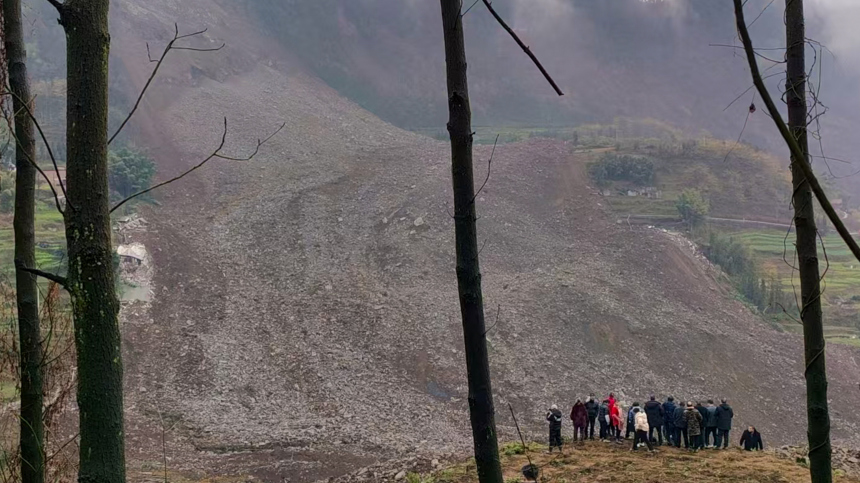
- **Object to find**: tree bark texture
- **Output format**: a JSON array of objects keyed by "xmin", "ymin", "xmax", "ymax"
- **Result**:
[
  {"xmin": 4, "ymin": 0, "xmax": 45, "ymax": 481},
  {"xmin": 438, "ymin": 3, "xmax": 503, "ymax": 483},
  {"xmin": 785, "ymin": 1, "xmax": 831, "ymax": 481},
  {"xmin": 58, "ymin": 1, "xmax": 125, "ymax": 482}
]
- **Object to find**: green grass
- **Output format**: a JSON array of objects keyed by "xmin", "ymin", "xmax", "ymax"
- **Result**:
[
  {"xmin": 721, "ymin": 227, "xmax": 860, "ymax": 332},
  {"xmin": 0, "ymin": 380, "xmax": 17, "ymax": 402},
  {"xmin": 0, "ymin": 185, "xmax": 68, "ymax": 283},
  {"xmin": 828, "ymin": 337, "xmax": 860, "ymax": 348},
  {"xmin": 728, "ymin": 229, "xmax": 860, "ymax": 296}
]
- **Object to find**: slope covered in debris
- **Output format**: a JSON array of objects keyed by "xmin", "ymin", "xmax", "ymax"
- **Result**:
[{"xmin": 102, "ymin": 1, "xmax": 860, "ymax": 481}]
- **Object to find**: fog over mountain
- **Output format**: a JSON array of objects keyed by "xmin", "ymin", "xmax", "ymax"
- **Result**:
[{"xmin": 235, "ymin": 0, "xmax": 860, "ymax": 189}]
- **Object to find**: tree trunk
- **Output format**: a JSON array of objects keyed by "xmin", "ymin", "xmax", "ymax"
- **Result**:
[
  {"xmin": 438, "ymin": 3, "xmax": 503, "ymax": 483},
  {"xmin": 3, "ymin": 0, "xmax": 44, "ymax": 481},
  {"xmin": 57, "ymin": 1, "xmax": 125, "ymax": 482},
  {"xmin": 785, "ymin": 1, "xmax": 832, "ymax": 482}
]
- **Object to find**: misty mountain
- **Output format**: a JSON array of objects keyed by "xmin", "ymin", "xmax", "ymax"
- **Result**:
[{"xmin": 234, "ymin": 0, "xmax": 860, "ymax": 185}]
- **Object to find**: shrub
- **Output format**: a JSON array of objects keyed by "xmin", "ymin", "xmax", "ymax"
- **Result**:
[
  {"xmin": 501, "ymin": 442, "xmax": 526, "ymax": 456},
  {"xmin": 676, "ymin": 189, "xmax": 709, "ymax": 227},
  {"xmin": 108, "ymin": 147, "xmax": 156, "ymax": 200}
]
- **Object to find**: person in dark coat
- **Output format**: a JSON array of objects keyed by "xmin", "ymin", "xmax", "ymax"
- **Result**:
[
  {"xmin": 739, "ymin": 426, "xmax": 763, "ymax": 451},
  {"xmin": 570, "ymin": 399, "xmax": 588, "ymax": 442},
  {"xmin": 695, "ymin": 402, "xmax": 708, "ymax": 445},
  {"xmin": 673, "ymin": 403, "xmax": 689, "ymax": 449},
  {"xmin": 625, "ymin": 403, "xmax": 639, "ymax": 439},
  {"xmin": 584, "ymin": 394, "xmax": 599, "ymax": 440},
  {"xmin": 704, "ymin": 399, "xmax": 718, "ymax": 448},
  {"xmin": 597, "ymin": 399, "xmax": 610, "ymax": 441},
  {"xmin": 684, "ymin": 402, "xmax": 704, "ymax": 452},
  {"xmin": 714, "ymin": 399, "xmax": 734, "ymax": 449},
  {"xmin": 644, "ymin": 396, "xmax": 664, "ymax": 445},
  {"xmin": 547, "ymin": 404, "xmax": 563, "ymax": 452},
  {"xmin": 662, "ymin": 396, "xmax": 677, "ymax": 447}
]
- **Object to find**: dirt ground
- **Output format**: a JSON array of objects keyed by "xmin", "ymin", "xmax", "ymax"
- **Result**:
[{"xmin": 449, "ymin": 442, "xmax": 860, "ymax": 483}]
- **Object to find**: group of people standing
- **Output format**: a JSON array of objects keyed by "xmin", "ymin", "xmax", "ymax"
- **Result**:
[{"xmin": 548, "ymin": 394, "xmax": 764, "ymax": 453}]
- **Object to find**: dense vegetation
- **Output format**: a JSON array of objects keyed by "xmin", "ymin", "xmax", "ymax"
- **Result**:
[
  {"xmin": 676, "ymin": 189, "xmax": 710, "ymax": 227},
  {"xmin": 704, "ymin": 231, "xmax": 794, "ymax": 316},
  {"xmin": 108, "ymin": 147, "xmax": 155, "ymax": 201},
  {"xmin": 587, "ymin": 153, "xmax": 655, "ymax": 187}
]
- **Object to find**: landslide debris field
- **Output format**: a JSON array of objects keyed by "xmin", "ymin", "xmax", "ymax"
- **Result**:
[{"xmin": 102, "ymin": 1, "xmax": 860, "ymax": 481}]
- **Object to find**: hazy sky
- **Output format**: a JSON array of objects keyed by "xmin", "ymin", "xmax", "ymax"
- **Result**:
[{"xmin": 809, "ymin": 0, "xmax": 860, "ymax": 75}]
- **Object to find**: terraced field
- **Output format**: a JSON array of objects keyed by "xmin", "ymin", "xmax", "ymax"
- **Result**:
[{"xmin": 0, "ymin": 184, "xmax": 67, "ymax": 286}]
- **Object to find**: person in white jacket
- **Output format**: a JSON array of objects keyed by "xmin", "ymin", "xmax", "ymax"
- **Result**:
[{"xmin": 631, "ymin": 405, "xmax": 655, "ymax": 452}]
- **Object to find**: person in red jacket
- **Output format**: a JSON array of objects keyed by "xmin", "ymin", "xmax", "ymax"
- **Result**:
[
  {"xmin": 610, "ymin": 402, "xmax": 624, "ymax": 442},
  {"xmin": 570, "ymin": 399, "xmax": 588, "ymax": 441}
]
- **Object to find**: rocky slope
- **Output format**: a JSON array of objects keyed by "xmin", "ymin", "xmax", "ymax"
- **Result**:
[{"xmin": 104, "ymin": 1, "xmax": 860, "ymax": 481}]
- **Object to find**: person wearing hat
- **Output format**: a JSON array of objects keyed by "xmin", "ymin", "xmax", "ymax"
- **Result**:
[
  {"xmin": 546, "ymin": 404, "xmax": 564, "ymax": 452},
  {"xmin": 684, "ymin": 402, "xmax": 704, "ymax": 452}
]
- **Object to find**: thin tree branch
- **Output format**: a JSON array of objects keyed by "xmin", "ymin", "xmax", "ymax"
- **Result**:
[
  {"xmin": 461, "ymin": 0, "xmax": 480, "ymax": 16},
  {"xmin": 108, "ymin": 24, "xmax": 225, "ymax": 145},
  {"xmin": 15, "ymin": 262, "xmax": 68, "ymax": 288},
  {"xmin": 170, "ymin": 46, "xmax": 224, "ymax": 53},
  {"xmin": 482, "ymin": 304, "xmax": 501, "ymax": 336},
  {"xmin": 733, "ymin": 0, "xmax": 860, "ymax": 265},
  {"xmin": 1, "ymin": 90, "xmax": 70, "ymax": 209},
  {"xmin": 109, "ymin": 118, "xmax": 285, "ymax": 213},
  {"xmin": 709, "ymin": 43, "xmax": 785, "ymax": 64},
  {"xmin": 45, "ymin": 432, "xmax": 78, "ymax": 464},
  {"xmin": 471, "ymin": 133, "xmax": 498, "ymax": 204},
  {"xmin": 480, "ymin": 0, "xmax": 563, "ymax": 96},
  {"xmin": 2, "ymin": 109, "xmax": 65, "ymax": 214}
]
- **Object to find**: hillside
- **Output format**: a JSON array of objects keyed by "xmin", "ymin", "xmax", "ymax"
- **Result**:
[{"xmin": 14, "ymin": 1, "xmax": 850, "ymax": 482}]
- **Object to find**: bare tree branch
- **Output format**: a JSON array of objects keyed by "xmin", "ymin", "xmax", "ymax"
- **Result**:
[
  {"xmin": 461, "ymin": 0, "xmax": 480, "ymax": 16},
  {"xmin": 733, "ymin": 0, "xmax": 860, "ymax": 265},
  {"xmin": 108, "ymin": 24, "xmax": 225, "ymax": 145},
  {"xmin": 480, "ymin": 0, "xmax": 563, "ymax": 96},
  {"xmin": 471, "ymin": 133, "xmax": 498, "ymax": 204},
  {"xmin": 109, "ymin": 118, "xmax": 285, "ymax": 213},
  {"xmin": 1, "ymin": 106, "xmax": 65, "ymax": 214},
  {"xmin": 15, "ymin": 262, "xmax": 68, "ymax": 288},
  {"xmin": 1, "ymin": 90, "xmax": 70, "ymax": 210}
]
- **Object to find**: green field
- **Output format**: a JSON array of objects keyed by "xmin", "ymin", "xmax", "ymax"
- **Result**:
[
  {"xmin": 0, "ymin": 184, "xmax": 68, "ymax": 283},
  {"xmin": 728, "ymin": 229, "xmax": 860, "ymax": 298}
]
